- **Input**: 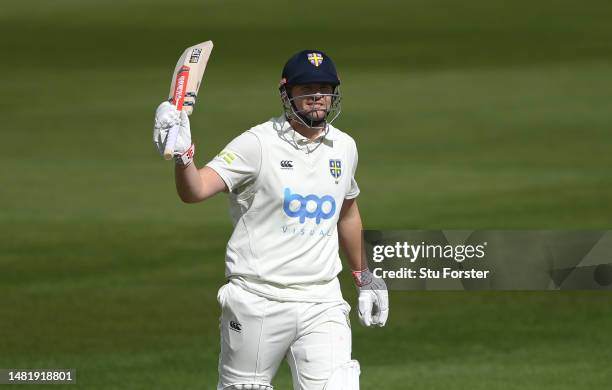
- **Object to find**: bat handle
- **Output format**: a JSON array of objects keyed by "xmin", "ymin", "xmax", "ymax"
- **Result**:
[{"xmin": 163, "ymin": 123, "xmax": 181, "ymax": 160}]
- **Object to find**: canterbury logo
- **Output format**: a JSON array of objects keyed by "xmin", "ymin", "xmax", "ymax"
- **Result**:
[
  {"xmin": 229, "ymin": 320, "xmax": 242, "ymax": 333},
  {"xmin": 280, "ymin": 160, "xmax": 293, "ymax": 169}
]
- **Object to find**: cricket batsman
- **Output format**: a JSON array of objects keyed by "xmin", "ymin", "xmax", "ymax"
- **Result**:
[{"xmin": 153, "ymin": 49, "xmax": 389, "ymax": 390}]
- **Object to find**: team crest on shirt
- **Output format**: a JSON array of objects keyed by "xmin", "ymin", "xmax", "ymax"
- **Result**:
[
  {"xmin": 329, "ymin": 159, "xmax": 342, "ymax": 183},
  {"xmin": 308, "ymin": 52, "xmax": 324, "ymax": 67}
]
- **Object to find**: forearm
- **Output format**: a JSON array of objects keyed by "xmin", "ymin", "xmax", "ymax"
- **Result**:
[
  {"xmin": 175, "ymin": 157, "xmax": 228, "ymax": 203},
  {"xmin": 338, "ymin": 200, "xmax": 367, "ymax": 272},
  {"xmin": 175, "ymin": 163, "xmax": 204, "ymax": 203}
]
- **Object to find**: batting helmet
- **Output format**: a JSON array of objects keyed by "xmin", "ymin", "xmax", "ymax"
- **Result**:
[{"xmin": 279, "ymin": 50, "xmax": 342, "ymax": 128}]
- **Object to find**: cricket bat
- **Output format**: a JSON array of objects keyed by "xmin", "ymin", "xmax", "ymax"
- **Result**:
[{"xmin": 163, "ymin": 41, "xmax": 214, "ymax": 160}]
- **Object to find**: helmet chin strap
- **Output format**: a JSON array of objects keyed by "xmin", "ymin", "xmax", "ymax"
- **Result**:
[
  {"xmin": 283, "ymin": 86, "xmax": 331, "ymax": 129},
  {"xmin": 296, "ymin": 110, "xmax": 327, "ymax": 129},
  {"xmin": 292, "ymin": 100, "xmax": 328, "ymax": 128}
]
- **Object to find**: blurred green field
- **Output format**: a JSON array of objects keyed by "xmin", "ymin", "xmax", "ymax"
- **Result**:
[{"xmin": 1, "ymin": 0, "xmax": 612, "ymax": 389}]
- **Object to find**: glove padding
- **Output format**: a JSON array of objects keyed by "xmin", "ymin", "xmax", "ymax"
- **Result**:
[
  {"xmin": 353, "ymin": 269, "xmax": 389, "ymax": 327},
  {"xmin": 153, "ymin": 101, "xmax": 192, "ymax": 157}
]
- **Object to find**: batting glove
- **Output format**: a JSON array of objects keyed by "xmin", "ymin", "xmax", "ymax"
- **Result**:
[
  {"xmin": 153, "ymin": 101, "xmax": 194, "ymax": 166},
  {"xmin": 352, "ymin": 269, "xmax": 389, "ymax": 327}
]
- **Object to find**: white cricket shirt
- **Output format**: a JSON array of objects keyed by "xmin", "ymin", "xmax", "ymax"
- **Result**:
[{"xmin": 206, "ymin": 116, "xmax": 360, "ymax": 302}]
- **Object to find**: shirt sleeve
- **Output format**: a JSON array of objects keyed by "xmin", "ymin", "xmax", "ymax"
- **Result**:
[
  {"xmin": 206, "ymin": 131, "xmax": 262, "ymax": 193},
  {"xmin": 345, "ymin": 138, "xmax": 360, "ymax": 199}
]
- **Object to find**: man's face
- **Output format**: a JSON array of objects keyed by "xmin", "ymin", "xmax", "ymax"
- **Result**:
[{"xmin": 289, "ymin": 83, "xmax": 334, "ymax": 122}]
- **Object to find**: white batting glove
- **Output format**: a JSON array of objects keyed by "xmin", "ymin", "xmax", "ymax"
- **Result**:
[
  {"xmin": 153, "ymin": 101, "xmax": 194, "ymax": 166},
  {"xmin": 352, "ymin": 269, "xmax": 389, "ymax": 327}
]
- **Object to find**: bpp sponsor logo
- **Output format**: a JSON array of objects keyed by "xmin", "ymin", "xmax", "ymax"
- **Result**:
[{"xmin": 283, "ymin": 188, "xmax": 336, "ymax": 224}]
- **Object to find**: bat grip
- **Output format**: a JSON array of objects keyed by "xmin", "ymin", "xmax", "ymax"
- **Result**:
[{"xmin": 163, "ymin": 123, "xmax": 181, "ymax": 160}]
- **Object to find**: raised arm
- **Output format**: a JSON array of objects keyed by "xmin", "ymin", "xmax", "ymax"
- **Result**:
[
  {"xmin": 153, "ymin": 101, "xmax": 227, "ymax": 203},
  {"xmin": 175, "ymin": 164, "xmax": 227, "ymax": 203}
]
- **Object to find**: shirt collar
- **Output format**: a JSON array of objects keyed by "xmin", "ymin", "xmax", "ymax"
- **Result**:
[{"xmin": 274, "ymin": 116, "xmax": 336, "ymax": 151}]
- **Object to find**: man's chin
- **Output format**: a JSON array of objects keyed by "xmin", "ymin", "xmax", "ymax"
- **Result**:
[{"xmin": 304, "ymin": 112, "xmax": 326, "ymax": 122}]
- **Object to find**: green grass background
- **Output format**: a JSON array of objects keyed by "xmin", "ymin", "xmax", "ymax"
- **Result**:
[{"xmin": 1, "ymin": 0, "xmax": 612, "ymax": 388}]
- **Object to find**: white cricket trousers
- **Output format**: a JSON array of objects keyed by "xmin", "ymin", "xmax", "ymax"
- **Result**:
[{"xmin": 216, "ymin": 280, "xmax": 352, "ymax": 390}]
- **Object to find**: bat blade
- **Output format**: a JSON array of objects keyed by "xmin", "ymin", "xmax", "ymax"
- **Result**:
[{"xmin": 163, "ymin": 40, "xmax": 214, "ymax": 160}]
